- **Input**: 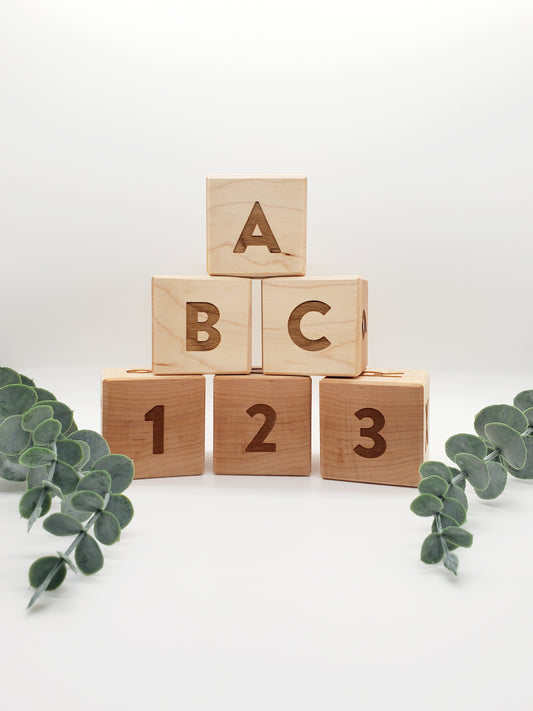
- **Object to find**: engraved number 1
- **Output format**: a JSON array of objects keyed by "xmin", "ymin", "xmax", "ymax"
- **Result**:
[{"xmin": 145, "ymin": 405, "xmax": 165, "ymax": 454}]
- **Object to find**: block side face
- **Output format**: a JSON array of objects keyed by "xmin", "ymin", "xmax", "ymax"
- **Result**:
[
  {"xmin": 152, "ymin": 276, "xmax": 252, "ymax": 374},
  {"xmin": 206, "ymin": 177, "xmax": 307, "ymax": 277},
  {"xmin": 320, "ymin": 378, "xmax": 424, "ymax": 487},
  {"xmin": 213, "ymin": 374, "xmax": 311, "ymax": 475},
  {"xmin": 102, "ymin": 375, "xmax": 205, "ymax": 478},
  {"xmin": 262, "ymin": 277, "xmax": 367, "ymax": 376}
]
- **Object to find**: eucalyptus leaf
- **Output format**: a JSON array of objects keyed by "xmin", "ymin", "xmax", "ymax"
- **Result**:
[
  {"xmin": 76, "ymin": 470, "xmax": 111, "ymax": 497},
  {"xmin": 52, "ymin": 460, "xmax": 80, "ymax": 494},
  {"xmin": 432, "ymin": 514, "xmax": 461, "ymax": 532},
  {"xmin": 105, "ymin": 494, "xmax": 134, "ymax": 529},
  {"xmin": 484, "ymin": 422, "xmax": 527, "ymax": 470},
  {"xmin": 0, "ymin": 452, "xmax": 28, "ymax": 482},
  {"xmin": 419, "ymin": 461, "xmax": 453, "ymax": 482},
  {"xmin": 474, "ymin": 404, "xmax": 528, "ymax": 441},
  {"xmin": 0, "ymin": 415, "xmax": 31, "ymax": 455},
  {"xmin": 20, "ymin": 446, "xmax": 57, "ymax": 468},
  {"xmin": 92, "ymin": 454, "xmax": 134, "ymax": 493},
  {"xmin": 28, "ymin": 556, "xmax": 66, "ymax": 590},
  {"xmin": 514, "ymin": 391, "xmax": 533, "ymax": 423},
  {"xmin": 418, "ymin": 475, "xmax": 448, "ymax": 498},
  {"xmin": 33, "ymin": 418, "xmax": 62, "ymax": 447},
  {"xmin": 410, "ymin": 494, "xmax": 443, "ymax": 517},
  {"xmin": 0, "ymin": 367, "xmax": 21, "ymax": 387},
  {"xmin": 75, "ymin": 534, "xmax": 104, "ymax": 575},
  {"xmin": 19, "ymin": 487, "xmax": 52, "ymax": 520},
  {"xmin": 20, "ymin": 374, "xmax": 35, "ymax": 386},
  {"xmin": 61, "ymin": 493, "xmax": 91, "ymax": 523},
  {"xmin": 507, "ymin": 436, "xmax": 533, "ymax": 479},
  {"xmin": 43, "ymin": 513, "xmax": 85, "ymax": 536},
  {"xmin": 34, "ymin": 387, "xmax": 56, "ymax": 402},
  {"xmin": 55, "ymin": 439, "xmax": 85, "ymax": 468},
  {"xmin": 0, "ymin": 384, "xmax": 37, "ymax": 417},
  {"xmin": 442, "ymin": 526, "xmax": 473, "ymax": 548},
  {"xmin": 443, "ymin": 551, "xmax": 459, "ymax": 575},
  {"xmin": 21, "ymin": 404, "xmax": 54, "ymax": 432},
  {"xmin": 475, "ymin": 461, "xmax": 508, "ymax": 499},
  {"xmin": 94, "ymin": 511, "xmax": 121, "ymax": 545},
  {"xmin": 454, "ymin": 452, "xmax": 490, "ymax": 491},
  {"xmin": 441, "ymin": 497, "xmax": 467, "ymax": 526},
  {"xmin": 71, "ymin": 490, "xmax": 105, "ymax": 513},
  {"xmin": 38, "ymin": 401, "xmax": 73, "ymax": 434},
  {"xmin": 446, "ymin": 483, "xmax": 468, "ymax": 511},
  {"xmin": 445, "ymin": 433, "xmax": 486, "ymax": 461},
  {"xmin": 420, "ymin": 533, "xmax": 444, "ymax": 564},
  {"xmin": 69, "ymin": 430, "xmax": 110, "ymax": 469},
  {"xmin": 27, "ymin": 466, "xmax": 50, "ymax": 488}
]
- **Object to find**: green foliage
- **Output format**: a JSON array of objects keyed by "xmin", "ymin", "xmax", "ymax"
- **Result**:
[
  {"xmin": 0, "ymin": 367, "xmax": 135, "ymax": 608},
  {"xmin": 411, "ymin": 390, "xmax": 533, "ymax": 575}
]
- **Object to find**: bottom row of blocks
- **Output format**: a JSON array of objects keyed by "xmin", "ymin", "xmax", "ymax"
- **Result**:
[{"xmin": 102, "ymin": 368, "xmax": 429, "ymax": 487}]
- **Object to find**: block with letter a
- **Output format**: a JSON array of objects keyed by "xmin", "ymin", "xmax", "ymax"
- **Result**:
[
  {"xmin": 206, "ymin": 175, "xmax": 307, "ymax": 277},
  {"xmin": 152, "ymin": 276, "xmax": 252, "ymax": 374}
]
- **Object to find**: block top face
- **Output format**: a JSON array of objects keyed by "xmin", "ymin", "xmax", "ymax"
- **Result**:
[
  {"xmin": 322, "ymin": 369, "xmax": 429, "ymax": 390},
  {"xmin": 206, "ymin": 175, "xmax": 307, "ymax": 277},
  {"xmin": 101, "ymin": 368, "xmax": 205, "ymax": 382}
]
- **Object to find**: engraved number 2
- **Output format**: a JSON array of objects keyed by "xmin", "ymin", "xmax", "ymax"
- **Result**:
[
  {"xmin": 145, "ymin": 405, "xmax": 165, "ymax": 454},
  {"xmin": 354, "ymin": 407, "xmax": 386, "ymax": 458},
  {"xmin": 245, "ymin": 404, "xmax": 277, "ymax": 453}
]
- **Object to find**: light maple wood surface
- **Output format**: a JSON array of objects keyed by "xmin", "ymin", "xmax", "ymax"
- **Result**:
[
  {"xmin": 152, "ymin": 275, "xmax": 252, "ymax": 374},
  {"xmin": 206, "ymin": 175, "xmax": 307, "ymax": 277},
  {"xmin": 101, "ymin": 368, "xmax": 205, "ymax": 478},
  {"xmin": 213, "ymin": 371, "xmax": 311, "ymax": 475},
  {"xmin": 320, "ymin": 369, "xmax": 429, "ymax": 487},
  {"xmin": 262, "ymin": 276, "xmax": 368, "ymax": 376}
]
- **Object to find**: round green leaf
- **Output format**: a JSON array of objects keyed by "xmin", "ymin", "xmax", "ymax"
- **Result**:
[
  {"xmin": 75, "ymin": 533, "xmax": 104, "ymax": 575},
  {"xmin": 20, "ymin": 374, "xmax": 35, "ymax": 386},
  {"xmin": 442, "ymin": 526, "xmax": 473, "ymax": 548},
  {"xmin": 0, "ymin": 384, "xmax": 38, "ymax": 417},
  {"xmin": 34, "ymin": 387, "xmax": 56, "ymax": 402},
  {"xmin": 419, "ymin": 461, "xmax": 452, "ymax": 482},
  {"xmin": 441, "ymin": 497, "xmax": 467, "ymax": 526},
  {"xmin": 61, "ymin": 493, "xmax": 91, "ymax": 522},
  {"xmin": 418, "ymin": 475, "xmax": 448, "ymax": 498},
  {"xmin": 475, "ymin": 404, "xmax": 528, "ymax": 441},
  {"xmin": 76, "ymin": 470, "xmax": 111, "ymax": 497},
  {"xmin": 43, "ymin": 513, "xmax": 85, "ymax": 536},
  {"xmin": 507, "ymin": 435, "xmax": 533, "ymax": 479},
  {"xmin": 19, "ymin": 446, "xmax": 57, "ymax": 468},
  {"xmin": 33, "ymin": 418, "xmax": 62, "ymax": 447},
  {"xmin": 0, "ymin": 367, "xmax": 21, "ymax": 387},
  {"xmin": 71, "ymin": 490, "xmax": 105, "ymax": 513},
  {"xmin": 410, "ymin": 493, "xmax": 443, "ymax": 517},
  {"xmin": 454, "ymin": 452, "xmax": 490, "ymax": 491},
  {"xmin": 19, "ymin": 487, "xmax": 52, "ymax": 520},
  {"xmin": 52, "ymin": 460, "xmax": 80, "ymax": 494},
  {"xmin": 445, "ymin": 433, "xmax": 486, "ymax": 461},
  {"xmin": 0, "ymin": 452, "xmax": 28, "ymax": 481},
  {"xmin": 475, "ymin": 461, "xmax": 508, "ymax": 499},
  {"xmin": 21, "ymin": 405, "xmax": 54, "ymax": 432},
  {"xmin": 55, "ymin": 439, "xmax": 84, "ymax": 467},
  {"xmin": 94, "ymin": 510, "xmax": 121, "ymax": 545},
  {"xmin": 28, "ymin": 556, "xmax": 66, "ymax": 591},
  {"xmin": 446, "ymin": 483, "xmax": 468, "ymax": 511},
  {"xmin": 432, "ymin": 513, "xmax": 462, "ymax": 532},
  {"xmin": 92, "ymin": 454, "xmax": 134, "ymax": 493},
  {"xmin": 105, "ymin": 494, "xmax": 134, "ymax": 528},
  {"xmin": 514, "ymin": 391, "xmax": 533, "ymax": 423},
  {"xmin": 69, "ymin": 430, "xmax": 110, "ymax": 469},
  {"xmin": 0, "ymin": 415, "xmax": 31, "ymax": 455},
  {"xmin": 484, "ymin": 423, "xmax": 527, "ymax": 470},
  {"xmin": 38, "ymin": 401, "xmax": 73, "ymax": 434},
  {"xmin": 421, "ymin": 533, "xmax": 444, "ymax": 564},
  {"xmin": 27, "ymin": 466, "xmax": 50, "ymax": 488}
]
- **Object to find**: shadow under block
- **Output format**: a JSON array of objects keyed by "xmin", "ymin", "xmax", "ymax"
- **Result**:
[
  {"xmin": 152, "ymin": 276, "xmax": 252, "ymax": 374},
  {"xmin": 320, "ymin": 370, "xmax": 429, "ymax": 487},
  {"xmin": 213, "ymin": 373, "xmax": 311, "ymax": 475},
  {"xmin": 206, "ymin": 175, "xmax": 307, "ymax": 277},
  {"xmin": 102, "ymin": 369, "xmax": 205, "ymax": 478},
  {"xmin": 262, "ymin": 276, "xmax": 368, "ymax": 376}
]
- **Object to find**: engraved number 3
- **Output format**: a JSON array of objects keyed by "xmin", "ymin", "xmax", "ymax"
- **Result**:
[{"xmin": 354, "ymin": 407, "xmax": 386, "ymax": 458}]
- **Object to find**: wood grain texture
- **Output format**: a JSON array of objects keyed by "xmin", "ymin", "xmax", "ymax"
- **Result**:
[
  {"xmin": 152, "ymin": 275, "xmax": 252, "ymax": 374},
  {"xmin": 207, "ymin": 176, "xmax": 307, "ymax": 277},
  {"xmin": 213, "ymin": 372, "xmax": 311, "ymax": 475},
  {"xmin": 262, "ymin": 276, "xmax": 368, "ymax": 376},
  {"xmin": 320, "ymin": 369, "xmax": 429, "ymax": 487},
  {"xmin": 102, "ymin": 368, "xmax": 205, "ymax": 478}
]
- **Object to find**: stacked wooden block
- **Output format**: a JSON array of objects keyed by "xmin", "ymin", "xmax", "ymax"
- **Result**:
[{"xmin": 102, "ymin": 176, "xmax": 429, "ymax": 487}]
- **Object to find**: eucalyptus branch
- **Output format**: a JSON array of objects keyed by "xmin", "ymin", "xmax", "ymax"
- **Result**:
[{"xmin": 411, "ymin": 390, "xmax": 533, "ymax": 575}]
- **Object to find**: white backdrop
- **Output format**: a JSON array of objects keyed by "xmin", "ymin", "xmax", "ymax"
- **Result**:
[{"xmin": 1, "ymin": 2, "xmax": 533, "ymax": 711}]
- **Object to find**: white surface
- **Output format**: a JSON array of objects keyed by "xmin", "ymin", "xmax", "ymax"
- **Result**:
[{"xmin": 1, "ymin": 1, "xmax": 532, "ymax": 709}]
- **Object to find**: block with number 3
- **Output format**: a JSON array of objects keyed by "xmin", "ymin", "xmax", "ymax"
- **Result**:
[
  {"xmin": 102, "ymin": 369, "xmax": 205, "ymax": 478},
  {"xmin": 320, "ymin": 370, "xmax": 429, "ymax": 487}
]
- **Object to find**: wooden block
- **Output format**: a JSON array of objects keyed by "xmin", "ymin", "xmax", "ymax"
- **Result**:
[
  {"xmin": 213, "ymin": 371, "xmax": 311, "ymax": 475},
  {"xmin": 152, "ymin": 276, "xmax": 252, "ymax": 374},
  {"xmin": 206, "ymin": 175, "xmax": 307, "ymax": 277},
  {"xmin": 102, "ymin": 368, "xmax": 205, "ymax": 478},
  {"xmin": 320, "ymin": 369, "xmax": 429, "ymax": 487},
  {"xmin": 262, "ymin": 276, "xmax": 368, "ymax": 376}
]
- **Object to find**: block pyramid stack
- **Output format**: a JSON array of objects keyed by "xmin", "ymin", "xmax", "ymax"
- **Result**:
[{"xmin": 102, "ymin": 176, "xmax": 429, "ymax": 487}]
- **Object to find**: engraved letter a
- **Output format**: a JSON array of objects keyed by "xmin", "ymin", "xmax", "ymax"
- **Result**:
[{"xmin": 233, "ymin": 202, "xmax": 282, "ymax": 254}]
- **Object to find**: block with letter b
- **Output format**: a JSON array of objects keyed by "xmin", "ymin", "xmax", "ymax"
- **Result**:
[
  {"xmin": 262, "ymin": 276, "xmax": 368, "ymax": 376},
  {"xmin": 213, "ymin": 371, "xmax": 311, "ymax": 475},
  {"xmin": 320, "ymin": 370, "xmax": 429, "ymax": 487},
  {"xmin": 152, "ymin": 276, "xmax": 252, "ymax": 374},
  {"xmin": 207, "ymin": 175, "xmax": 307, "ymax": 277},
  {"xmin": 101, "ymin": 369, "xmax": 205, "ymax": 478}
]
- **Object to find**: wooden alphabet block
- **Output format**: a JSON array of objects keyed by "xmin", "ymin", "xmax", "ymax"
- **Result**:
[
  {"xmin": 206, "ymin": 175, "xmax": 307, "ymax": 277},
  {"xmin": 213, "ymin": 371, "xmax": 311, "ymax": 475},
  {"xmin": 152, "ymin": 276, "xmax": 252, "ymax": 374},
  {"xmin": 262, "ymin": 276, "xmax": 368, "ymax": 376},
  {"xmin": 101, "ymin": 369, "xmax": 205, "ymax": 478},
  {"xmin": 320, "ymin": 370, "xmax": 429, "ymax": 487}
]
